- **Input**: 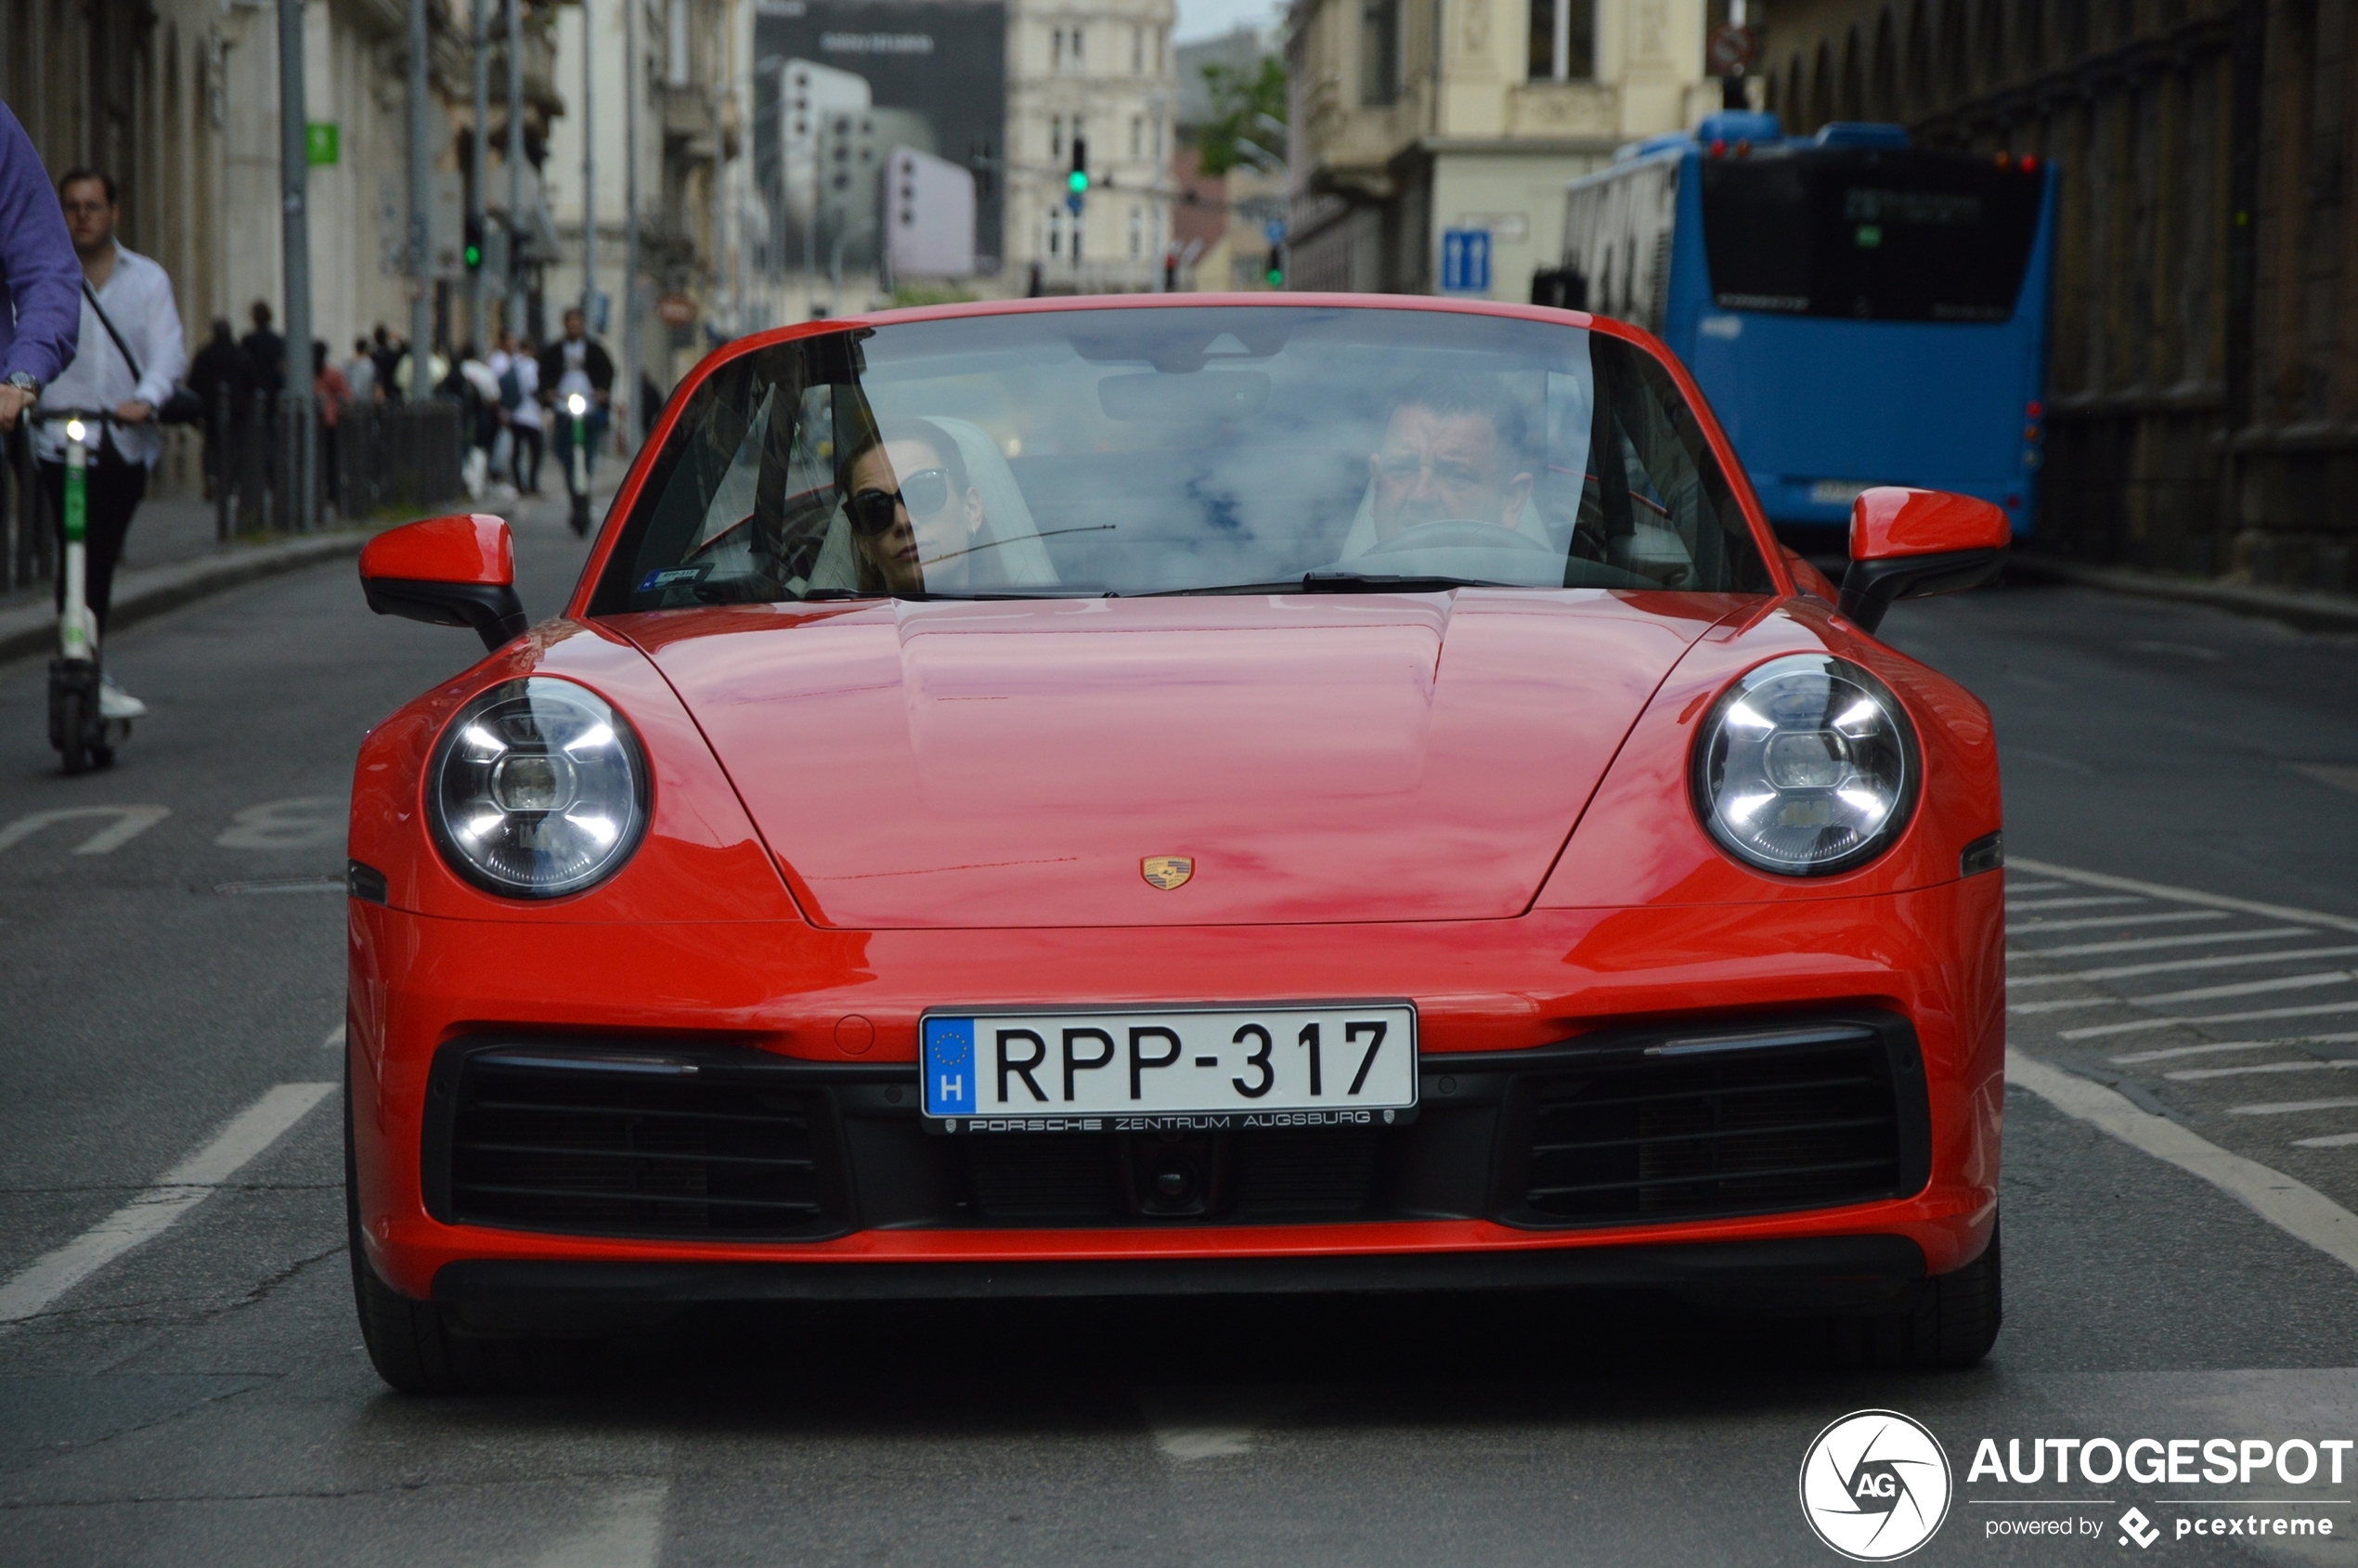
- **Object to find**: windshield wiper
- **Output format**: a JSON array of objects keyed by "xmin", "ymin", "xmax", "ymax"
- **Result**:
[{"xmin": 1150, "ymin": 571, "xmax": 1510, "ymax": 596}]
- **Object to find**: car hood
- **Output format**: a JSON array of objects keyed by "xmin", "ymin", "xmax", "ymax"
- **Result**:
[{"xmin": 625, "ymin": 592, "xmax": 1742, "ymax": 928}]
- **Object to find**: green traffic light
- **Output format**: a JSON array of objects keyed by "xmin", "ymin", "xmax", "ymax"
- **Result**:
[
  {"xmin": 464, "ymin": 244, "xmax": 482, "ymax": 268},
  {"xmin": 1266, "ymin": 267, "xmax": 1281, "ymax": 286},
  {"xmin": 1068, "ymin": 168, "xmax": 1088, "ymax": 194}
]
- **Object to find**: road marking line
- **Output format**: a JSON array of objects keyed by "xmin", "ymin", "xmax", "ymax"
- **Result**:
[
  {"xmin": 2010, "ymin": 997, "xmax": 2119, "ymax": 1015},
  {"xmin": 2114, "ymin": 1034, "xmax": 2358, "ymax": 1065},
  {"xmin": 0, "ymin": 1082, "xmax": 336, "ymax": 1325},
  {"xmin": 525, "ymin": 1480, "xmax": 668, "ymax": 1568},
  {"xmin": 2011, "ymin": 857, "xmax": 2358, "ymax": 938},
  {"xmin": 2134, "ymin": 971, "xmax": 2356, "ymax": 1005},
  {"xmin": 323, "ymin": 1025, "xmax": 345, "ymax": 1050},
  {"xmin": 0, "ymin": 806, "xmax": 170, "ymax": 857},
  {"xmin": 2064, "ymin": 1001, "xmax": 2358, "ymax": 1040},
  {"xmin": 2008, "ymin": 1048, "xmax": 2358, "ymax": 1276},
  {"xmin": 2012, "ymin": 927, "xmax": 2316, "ymax": 959},
  {"xmin": 2290, "ymin": 764, "xmax": 2358, "ymax": 797},
  {"xmin": 2008, "ymin": 896, "xmax": 2148, "ymax": 912},
  {"xmin": 2166, "ymin": 1061, "xmax": 2358, "ymax": 1082},
  {"xmin": 2005, "ymin": 881, "xmax": 2071, "ymax": 893},
  {"xmin": 2232, "ymin": 1097, "xmax": 2358, "ymax": 1117},
  {"xmin": 2294, "ymin": 1133, "xmax": 2358, "ymax": 1148},
  {"xmin": 2014, "ymin": 946, "xmax": 2358, "ymax": 988},
  {"xmin": 2012, "ymin": 911, "xmax": 2231, "ymax": 935}
]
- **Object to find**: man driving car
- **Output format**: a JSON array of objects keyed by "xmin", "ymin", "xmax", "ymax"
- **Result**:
[{"xmin": 1367, "ymin": 375, "xmax": 1535, "ymax": 544}]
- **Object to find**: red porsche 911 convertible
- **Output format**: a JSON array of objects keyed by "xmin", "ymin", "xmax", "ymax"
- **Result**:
[{"xmin": 345, "ymin": 294, "xmax": 2010, "ymax": 1393}]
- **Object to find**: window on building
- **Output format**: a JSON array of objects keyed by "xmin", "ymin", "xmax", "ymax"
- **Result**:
[
  {"xmin": 1132, "ymin": 115, "xmax": 1143, "ymax": 157},
  {"xmin": 1074, "ymin": 26, "xmax": 1085, "ymax": 67},
  {"xmin": 1046, "ymin": 208, "xmax": 1061, "ymax": 256},
  {"xmin": 1153, "ymin": 114, "xmax": 1164, "ymax": 158},
  {"xmin": 1052, "ymin": 114, "xmax": 1064, "ymax": 159},
  {"xmin": 1362, "ymin": 0, "xmax": 1401, "ymax": 105},
  {"xmin": 1130, "ymin": 206, "xmax": 1144, "ymax": 256},
  {"xmin": 1134, "ymin": 27, "xmax": 1144, "ymax": 73},
  {"xmin": 1528, "ymin": 0, "xmax": 1597, "ymax": 81},
  {"xmin": 1054, "ymin": 27, "xmax": 1064, "ymax": 68}
]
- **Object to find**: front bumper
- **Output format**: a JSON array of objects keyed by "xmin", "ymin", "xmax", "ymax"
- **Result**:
[{"xmin": 348, "ymin": 879, "xmax": 2005, "ymax": 1304}]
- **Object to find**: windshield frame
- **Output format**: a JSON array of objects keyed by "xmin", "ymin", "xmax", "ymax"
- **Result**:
[{"xmin": 565, "ymin": 293, "xmax": 1793, "ymax": 620}]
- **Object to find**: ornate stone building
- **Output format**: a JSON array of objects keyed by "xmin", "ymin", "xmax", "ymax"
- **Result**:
[
  {"xmin": 1754, "ymin": 0, "xmax": 2357, "ymax": 591},
  {"xmin": 1285, "ymin": 0, "xmax": 1722, "ymax": 296}
]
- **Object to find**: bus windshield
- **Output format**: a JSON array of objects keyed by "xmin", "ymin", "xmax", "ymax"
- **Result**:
[{"xmin": 1699, "ymin": 149, "xmax": 2045, "ymax": 322}]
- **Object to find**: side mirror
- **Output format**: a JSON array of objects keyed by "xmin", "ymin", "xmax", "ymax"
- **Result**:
[
  {"xmin": 1837, "ymin": 487, "xmax": 2010, "ymax": 634},
  {"xmin": 359, "ymin": 514, "xmax": 527, "ymax": 653}
]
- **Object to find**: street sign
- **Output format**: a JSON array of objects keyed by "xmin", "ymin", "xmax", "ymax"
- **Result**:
[
  {"xmin": 304, "ymin": 123, "xmax": 339, "ymax": 167},
  {"xmin": 1706, "ymin": 23, "xmax": 1756, "ymax": 75},
  {"xmin": 1441, "ymin": 228, "xmax": 1492, "ymax": 294},
  {"xmin": 656, "ymin": 292, "xmax": 698, "ymax": 328},
  {"xmin": 1263, "ymin": 218, "xmax": 1287, "ymax": 245}
]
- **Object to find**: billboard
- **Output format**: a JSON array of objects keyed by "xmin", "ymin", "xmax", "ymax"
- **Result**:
[{"xmin": 755, "ymin": 0, "xmax": 1005, "ymax": 275}]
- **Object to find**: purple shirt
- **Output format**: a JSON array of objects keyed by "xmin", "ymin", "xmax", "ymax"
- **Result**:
[{"xmin": 0, "ymin": 100, "xmax": 80, "ymax": 385}]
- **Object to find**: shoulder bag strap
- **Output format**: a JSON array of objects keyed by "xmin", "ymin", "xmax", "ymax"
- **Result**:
[{"xmin": 79, "ymin": 277, "xmax": 146, "ymax": 385}]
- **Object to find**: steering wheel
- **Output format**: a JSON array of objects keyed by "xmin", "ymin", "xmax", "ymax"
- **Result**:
[{"xmin": 1361, "ymin": 518, "xmax": 1556, "ymax": 555}]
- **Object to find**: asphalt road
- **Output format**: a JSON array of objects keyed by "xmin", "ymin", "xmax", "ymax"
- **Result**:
[{"xmin": 2, "ymin": 512, "xmax": 2356, "ymax": 1566}]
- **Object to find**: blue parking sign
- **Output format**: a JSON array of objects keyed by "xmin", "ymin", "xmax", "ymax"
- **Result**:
[{"xmin": 1441, "ymin": 229, "xmax": 1492, "ymax": 293}]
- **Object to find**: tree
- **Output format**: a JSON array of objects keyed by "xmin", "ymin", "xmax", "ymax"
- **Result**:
[{"xmin": 1194, "ymin": 57, "xmax": 1288, "ymax": 176}]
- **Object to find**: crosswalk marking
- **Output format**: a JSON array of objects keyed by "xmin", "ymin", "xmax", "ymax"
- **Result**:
[
  {"xmin": 2064, "ymin": 1001, "xmax": 2358, "ymax": 1040},
  {"xmin": 2012, "ymin": 910, "xmax": 2231, "ymax": 936},
  {"xmin": 2113, "ymin": 1033, "xmax": 2358, "ymax": 1065},
  {"xmin": 2007, "ymin": 895, "xmax": 2148, "ymax": 912},
  {"xmin": 2133, "ymin": 970, "xmax": 2355, "ymax": 1006},
  {"xmin": 2232, "ymin": 1096, "xmax": 2358, "ymax": 1117},
  {"xmin": 2167, "ymin": 1060, "xmax": 2358, "ymax": 1082},
  {"xmin": 2011, "ymin": 927, "xmax": 2316, "ymax": 959},
  {"xmin": 2011, "ymin": 945, "xmax": 2358, "ymax": 988}
]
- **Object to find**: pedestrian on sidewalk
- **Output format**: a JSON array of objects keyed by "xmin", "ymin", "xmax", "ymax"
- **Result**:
[
  {"xmin": 0, "ymin": 101, "xmax": 83, "ymax": 437},
  {"xmin": 186, "ymin": 318, "xmax": 251, "ymax": 502},
  {"xmin": 240, "ymin": 301, "xmax": 285, "ymax": 398},
  {"xmin": 369, "ymin": 326, "xmax": 404, "ymax": 402},
  {"xmin": 538, "ymin": 307, "xmax": 614, "ymax": 512},
  {"xmin": 313, "ymin": 341, "xmax": 347, "ymax": 512},
  {"xmin": 343, "ymin": 338, "xmax": 377, "ymax": 405},
  {"xmin": 505, "ymin": 333, "xmax": 543, "ymax": 494},
  {"xmin": 33, "ymin": 167, "xmax": 186, "ymax": 720}
]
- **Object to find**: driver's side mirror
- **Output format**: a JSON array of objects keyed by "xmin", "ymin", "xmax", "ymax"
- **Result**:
[
  {"xmin": 1836, "ymin": 487, "xmax": 2010, "ymax": 634},
  {"xmin": 358, "ymin": 513, "xmax": 528, "ymax": 653}
]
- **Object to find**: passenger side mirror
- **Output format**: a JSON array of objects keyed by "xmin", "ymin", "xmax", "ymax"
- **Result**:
[
  {"xmin": 359, "ymin": 514, "xmax": 528, "ymax": 653},
  {"xmin": 1836, "ymin": 487, "xmax": 2010, "ymax": 634}
]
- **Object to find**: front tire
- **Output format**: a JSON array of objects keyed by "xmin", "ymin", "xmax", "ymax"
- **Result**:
[
  {"xmin": 1827, "ymin": 1221, "xmax": 2002, "ymax": 1371},
  {"xmin": 56, "ymin": 687, "xmax": 87, "ymax": 774},
  {"xmin": 345, "ymin": 1067, "xmax": 599, "ymax": 1395}
]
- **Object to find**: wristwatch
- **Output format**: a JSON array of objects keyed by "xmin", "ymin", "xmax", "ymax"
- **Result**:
[{"xmin": 5, "ymin": 371, "xmax": 39, "ymax": 398}]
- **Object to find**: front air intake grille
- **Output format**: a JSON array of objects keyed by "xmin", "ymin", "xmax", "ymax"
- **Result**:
[
  {"xmin": 1503, "ymin": 1026, "xmax": 1922, "ymax": 1227},
  {"xmin": 441, "ymin": 1050, "xmax": 847, "ymax": 1240}
]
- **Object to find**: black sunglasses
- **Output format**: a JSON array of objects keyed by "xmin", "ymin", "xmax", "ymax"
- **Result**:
[{"xmin": 848, "ymin": 468, "xmax": 952, "ymax": 536}]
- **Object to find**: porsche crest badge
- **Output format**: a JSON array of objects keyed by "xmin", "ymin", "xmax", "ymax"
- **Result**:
[{"xmin": 1141, "ymin": 856, "xmax": 1194, "ymax": 890}]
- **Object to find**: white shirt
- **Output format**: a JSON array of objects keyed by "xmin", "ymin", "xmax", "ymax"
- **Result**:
[
  {"xmin": 556, "ymin": 339, "xmax": 593, "ymax": 400},
  {"xmin": 33, "ymin": 243, "xmax": 186, "ymax": 468}
]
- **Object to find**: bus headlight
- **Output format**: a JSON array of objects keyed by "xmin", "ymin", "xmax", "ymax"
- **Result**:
[
  {"xmin": 1691, "ymin": 654, "xmax": 1919, "ymax": 876},
  {"xmin": 429, "ymin": 678, "xmax": 649, "ymax": 898}
]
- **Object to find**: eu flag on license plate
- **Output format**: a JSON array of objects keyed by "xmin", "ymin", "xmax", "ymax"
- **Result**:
[{"xmin": 924, "ymin": 1017, "xmax": 975, "ymax": 1115}]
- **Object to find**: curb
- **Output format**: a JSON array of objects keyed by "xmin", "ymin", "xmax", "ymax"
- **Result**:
[
  {"xmin": 0, "ymin": 528, "xmax": 373, "ymax": 667},
  {"xmin": 2009, "ymin": 551, "xmax": 2358, "ymax": 635}
]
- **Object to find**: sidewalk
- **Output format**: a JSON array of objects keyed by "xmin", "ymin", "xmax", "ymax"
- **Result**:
[
  {"xmin": 2010, "ymin": 552, "xmax": 2358, "ymax": 636},
  {"xmin": 0, "ymin": 492, "xmax": 432, "ymax": 667}
]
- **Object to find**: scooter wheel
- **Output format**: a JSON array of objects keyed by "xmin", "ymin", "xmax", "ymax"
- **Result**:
[
  {"xmin": 569, "ymin": 499, "xmax": 590, "ymax": 538},
  {"xmin": 56, "ymin": 688, "xmax": 87, "ymax": 775}
]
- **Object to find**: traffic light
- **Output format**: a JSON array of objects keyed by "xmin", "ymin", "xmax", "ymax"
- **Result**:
[
  {"xmin": 462, "ymin": 214, "xmax": 484, "ymax": 272},
  {"xmin": 1265, "ymin": 243, "xmax": 1283, "ymax": 289},
  {"xmin": 1066, "ymin": 136, "xmax": 1088, "ymax": 215}
]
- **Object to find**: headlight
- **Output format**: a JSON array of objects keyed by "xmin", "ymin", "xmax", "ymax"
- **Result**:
[
  {"xmin": 1691, "ymin": 654, "xmax": 1919, "ymax": 876},
  {"xmin": 429, "ymin": 677, "xmax": 649, "ymax": 898},
  {"xmin": 566, "ymin": 393, "xmax": 588, "ymax": 417}
]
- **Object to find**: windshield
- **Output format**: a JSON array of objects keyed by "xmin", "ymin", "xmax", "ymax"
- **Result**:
[
  {"xmin": 591, "ymin": 305, "xmax": 1772, "ymax": 608},
  {"xmin": 1699, "ymin": 149, "xmax": 2044, "ymax": 322}
]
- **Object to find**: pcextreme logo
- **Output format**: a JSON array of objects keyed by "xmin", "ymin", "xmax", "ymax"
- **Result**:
[{"xmin": 1801, "ymin": 1409, "xmax": 1955, "ymax": 1561}]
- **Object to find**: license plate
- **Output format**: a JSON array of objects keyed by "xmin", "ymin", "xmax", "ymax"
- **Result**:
[{"xmin": 920, "ymin": 1004, "xmax": 1418, "ymax": 1131}]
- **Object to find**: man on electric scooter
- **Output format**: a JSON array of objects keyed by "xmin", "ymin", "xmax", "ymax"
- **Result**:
[
  {"xmin": 32, "ymin": 168, "xmax": 186, "ymax": 720},
  {"xmin": 537, "ymin": 307, "xmax": 614, "ymax": 527}
]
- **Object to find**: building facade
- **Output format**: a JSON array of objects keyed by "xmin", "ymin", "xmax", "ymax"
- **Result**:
[
  {"xmin": 1008, "ymin": 0, "xmax": 1181, "ymax": 293},
  {"xmin": 1285, "ymin": 0, "xmax": 1724, "ymax": 297},
  {"xmin": 1753, "ymin": 0, "xmax": 2354, "ymax": 593}
]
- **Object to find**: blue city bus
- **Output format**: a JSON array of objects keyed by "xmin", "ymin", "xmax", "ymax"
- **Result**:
[{"xmin": 1554, "ymin": 111, "xmax": 2057, "ymax": 538}]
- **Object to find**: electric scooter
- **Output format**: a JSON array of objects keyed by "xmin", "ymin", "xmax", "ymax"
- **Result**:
[
  {"xmin": 35, "ymin": 409, "xmax": 133, "ymax": 773},
  {"xmin": 564, "ymin": 392, "xmax": 591, "ymax": 537}
]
